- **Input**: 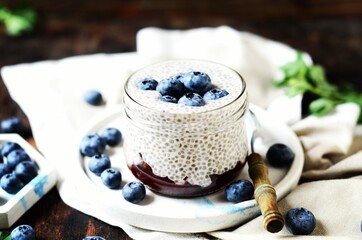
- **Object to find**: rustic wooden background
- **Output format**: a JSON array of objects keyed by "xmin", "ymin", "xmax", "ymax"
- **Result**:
[{"xmin": 1, "ymin": 0, "xmax": 362, "ymax": 239}]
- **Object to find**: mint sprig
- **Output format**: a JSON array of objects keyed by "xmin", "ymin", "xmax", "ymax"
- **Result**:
[
  {"xmin": 274, "ymin": 52, "xmax": 362, "ymax": 123},
  {"xmin": 0, "ymin": 231, "xmax": 11, "ymax": 240},
  {"xmin": 0, "ymin": 6, "xmax": 37, "ymax": 36}
]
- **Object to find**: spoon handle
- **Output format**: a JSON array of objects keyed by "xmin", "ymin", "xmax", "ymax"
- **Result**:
[{"xmin": 247, "ymin": 153, "xmax": 284, "ymax": 233}]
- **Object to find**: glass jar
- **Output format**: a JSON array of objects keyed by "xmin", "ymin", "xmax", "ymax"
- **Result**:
[{"xmin": 123, "ymin": 59, "xmax": 248, "ymax": 197}]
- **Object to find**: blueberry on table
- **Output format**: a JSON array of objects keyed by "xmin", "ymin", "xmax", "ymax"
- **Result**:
[
  {"xmin": 181, "ymin": 71, "xmax": 212, "ymax": 95},
  {"xmin": 0, "ymin": 173, "xmax": 24, "ymax": 194},
  {"xmin": 79, "ymin": 133, "xmax": 106, "ymax": 157},
  {"xmin": 6, "ymin": 149, "xmax": 31, "ymax": 169},
  {"xmin": 160, "ymin": 95, "xmax": 178, "ymax": 103},
  {"xmin": 178, "ymin": 92, "xmax": 206, "ymax": 106},
  {"xmin": 100, "ymin": 127, "xmax": 122, "ymax": 147},
  {"xmin": 84, "ymin": 90, "xmax": 103, "ymax": 106},
  {"xmin": 14, "ymin": 161, "xmax": 38, "ymax": 184},
  {"xmin": 0, "ymin": 117, "xmax": 23, "ymax": 134},
  {"xmin": 156, "ymin": 77, "xmax": 186, "ymax": 99},
  {"xmin": 203, "ymin": 88, "xmax": 229, "ymax": 100},
  {"xmin": 137, "ymin": 78, "xmax": 158, "ymax": 90},
  {"xmin": 1, "ymin": 141, "xmax": 22, "ymax": 157},
  {"xmin": 285, "ymin": 207, "xmax": 316, "ymax": 235},
  {"xmin": 266, "ymin": 143, "xmax": 295, "ymax": 167},
  {"xmin": 88, "ymin": 154, "xmax": 111, "ymax": 176},
  {"xmin": 10, "ymin": 224, "xmax": 36, "ymax": 240},
  {"xmin": 122, "ymin": 181, "xmax": 146, "ymax": 204},
  {"xmin": 101, "ymin": 168, "xmax": 122, "ymax": 189},
  {"xmin": 83, "ymin": 236, "xmax": 106, "ymax": 240},
  {"xmin": 224, "ymin": 179, "xmax": 254, "ymax": 203}
]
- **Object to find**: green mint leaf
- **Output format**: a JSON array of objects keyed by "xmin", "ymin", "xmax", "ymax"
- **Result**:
[
  {"xmin": 0, "ymin": 231, "xmax": 11, "ymax": 240},
  {"xmin": 0, "ymin": 7, "xmax": 37, "ymax": 36},
  {"xmin": 309, "ymin": 98, "xmax": 336, "ymax": 117}
]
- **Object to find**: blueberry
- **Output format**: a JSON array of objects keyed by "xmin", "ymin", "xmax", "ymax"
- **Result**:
[
  {"xmin": 0, "ymin": 117, "xmax": 23, "ymax": 133},
  {"xmin": 266, "ymin": 143, "xmax": 295, "ymax": 167},
  {"xmin": 83, "ymin": 237, "xmax": 106, "ymax": 240},
  {"xmin": 101, "ymin": 168, "xmax": 122, "ymax": 189},
  {"xmin": 6, "ymin": 149, "xmax": 31, "ymax": 169},
  {"xmin": 178, "ymin": 93, "xmax": 205, "ymax": 106},
  {"xmin": 137, "ymin": 78, "xmax": 158, "ymax": 90},
  {"xmin": 160, "ymin": 95, "xmax": 178, "ymax": 103},
  {"xmin": 1, "ymin": 173, "xmax": 24, "ymax": 194},
  {"xmin": 79, "ymin": 133, "xmax": 106, "ymax": 157},
  {"xmin": 1, "ymin": 141, "xmax": 22, "ymax": 157},
  {"xmin": 10, "ymin": 224, "xmax": 36, "ymax": 240},
  {"xmin": 156, "ymin": 77, "xmax": 186, "ymax": 99},
  {"xmin": 180, "ymin": 71, "xmax": 212, "ymax": 95},
  {"xmin": 285, "ymin": 207, "xmax": 316, "ymax": 235},
  {"xmin": 84, "ymin": 90, "xmax": 103, "ymax": 106},
  {"xmin": 88, "ymin": 154, "xmax": 111, "ymax": 176},
  {"xmin": 0, "ymin": 163, "xmax": 11, "ymax": 178},
  {"xmin": 122, "ymin": 181, "xmax": 146, "ymax": 204},
  {"xmin": 14, "ymin": 161, "xmax": 38, "ymax": 184},
  {"xmin": 100, "ymin": 128, "xmax": 122, "ymax": 147},
  {"xmin": 203, "ymin": 88, "xmax": 229, "ymax": 100},
  {"xmin": 224, "ymin": 179, "xmax": 254, "ymax": 203}
]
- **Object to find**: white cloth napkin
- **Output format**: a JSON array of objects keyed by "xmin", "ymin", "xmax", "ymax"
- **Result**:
[{"xmin": 2, "ymin": 26, "xmax": 361, "ymax": 239}]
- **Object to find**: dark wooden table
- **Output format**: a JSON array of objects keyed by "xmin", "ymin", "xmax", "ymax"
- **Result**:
[{"xmin": 1, "ymin": 1, "xmax": 362, "ymax": 239}]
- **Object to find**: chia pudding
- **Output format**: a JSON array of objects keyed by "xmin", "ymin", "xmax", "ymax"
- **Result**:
[{"xmin": 123, "ymin": 59, "xmax": 248, "ymax": 197}]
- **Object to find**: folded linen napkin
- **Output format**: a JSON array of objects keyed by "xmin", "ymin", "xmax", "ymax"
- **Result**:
[{"xmin": 2, "ymin": 26, "xmax": 361, "ymax": 239}]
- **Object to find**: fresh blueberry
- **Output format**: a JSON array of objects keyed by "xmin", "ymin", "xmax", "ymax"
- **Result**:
[
  {"xmin": 101, "ymin": 168, "xmax": 122, "ymax": 189},
  {"xmin": 203, "ymin": 88, "xmax": 229, "ymax": 100},
  {"xmin": 88, "ymin": 154, "xmax": 111, "ymax": 176},
  {"xmin": 100, "ymin": 128, "xmax": 122, "ymax": 147},
  {"xmin": 84, "ymin": 90, "xmax": 103, "ymax": 106},
  {"xmin": 266, "ymin": 143, "xmax": 295, "ymax": 167},
  {"xmin": 1, "ymin": 141, "xmax": 22, "ymax": 157},
  {"xmin": 10, "ymin": 224, "xmax": 36, "ymax": 240},
  {"xmin": 0, "ymin": 163, "xmax": 11, "ymax": 178},
  {"xmin": 80, "ymin": 133, "xmax": 106, "ymax": 157},
  {"xmin": 14, "ymin": 161, "xmax": 38, "ymax": 184},
  {"xmin": 0, "ymin": 173, "xmax": 24, "ymax": 194},
  {"xmin": 6, "ymin": 149, "xmax": 31, "ymax": 169},
  {"xmin": 137, "ymin": 78, "xmax": 158, "ymax": 90},
  {"xmin": 225, "ymin": 179, "xmax": 254, "ymax": 203},
  {"xmin": 156, "ymin": 77, "xmax": 186, "ymax": 99},
  {"xmin": 160, "ymin": 95, "xmax": 178, "ymax": 103},
  {"xmin": 180, "ymin": 71, "xmax": 212, "ymax": 95},
  {"xmin": 285, "ymin": 207, "xmax": 316, "ymax": 235},
  {"xmin": 122, "ymin": 181, "xmax": 146, "ymax": 204},
  {"xmin": 0, "ymin": 117, "xmax": 23, "ymax": 133},
  {"xmin": 178, "ymin": 92, "xmax": 205, "ymax": 106},
  {"xmin": 83, "ymin": 237, "xmax": 106, "ymax": 240}
]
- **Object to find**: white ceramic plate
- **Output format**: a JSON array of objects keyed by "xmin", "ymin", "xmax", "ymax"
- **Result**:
[
  {"xmin": 0, "ymin": 134, "xmax": 57, "ymax": 228},
  {"xmin": 76, "ymin": 104, "xmax": 304, "ymax": 233}
]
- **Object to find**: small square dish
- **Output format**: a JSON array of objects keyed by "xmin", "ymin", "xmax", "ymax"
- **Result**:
[{"xmin": 0, "ymin": 134, "xmax": 57, "ymax": 228}]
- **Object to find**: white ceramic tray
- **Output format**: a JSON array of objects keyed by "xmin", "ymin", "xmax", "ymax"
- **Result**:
[
  {"xmin": 0, "ymin": 134, "xmax": 57, "ymax": 228},
  {"xmin": 77, "ymin": 104, "xmax": 304, "ymax": 233}
]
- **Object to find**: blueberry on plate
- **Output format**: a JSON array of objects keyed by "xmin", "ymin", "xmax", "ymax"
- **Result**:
[
  {"xmin": 10, "ymin": 224, "xmax": 36, "ymax": 240},
  {"xmin": 101, "ymin": 168, "xmax": 122, "ymax": 189},
  {"xmin": 88, "ymin": 154, "xmax": 111, "ymax": 176},
  {"xmin": 83, "ymin": 236, "xmax": 106, "ymax": 240},
  {"xmin": 0, "ymin": 163, "xmax": 11, "ymax": 178},
  {"xmin": 137, "ymin": 78, "xmax": 158, "ymax": 90},
  {"xmin": 84, "ymin": 90, "xmax": 103, "ymax": 106},
  {"xmin": 0, "ymin": 173, "xmax": 24, "ymax": 194},
  {"xmin": 266, "ymin": 143, "xmax": 295, "ymax": 167},
  {"xmin": 0, "ymin": 117, "xmax": 23, "ymax": 133},
  {"xmin": 181, "ymin": 71, "xmax": 212, "ymax": 95},
  {"xmin": 178, "ymin": 92, "xmax": 205, "ymax": 106},
  {"xmin": 285, "ymin": 207, "xmax": 316, "ymax": 235},
  {"xmin": 79, "ymin": 133, "xmax": 106, "ymax": 157},
  {"xmin": 160, "ymin": 95, "xmax": 178, "ymax": 103},
  {"xmin": 100, "ymin": 128, "xmax": 122, "ymax": 147},
  {"xmin": 156, "ymin": 77, "xmax": 186, "ymax": 99},
  {"xmin": 14, "ymin": 161, "xmax": 38, "ymax": 184},
  {"xmin": 6, "ymin": 149, "xmax": 31, "ymax": 169},
  {"xmin": 203, "ymin": 88, "xmax": 229, "ymax": 100},
  {"xmin": 122, "ymin": 181, "xmax": 146, "ymax": 204},
  {"xmin": 1, "ymin": 141, "xmax": 22, "ymax": 157},
  {"xmin": 224, "ymin": 179, "xmax": 254, "ymax": 203}
]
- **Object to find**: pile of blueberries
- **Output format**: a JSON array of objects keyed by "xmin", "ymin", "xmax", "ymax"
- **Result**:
[
  {"xmin": 137, "ymin": 71, "xmax": 229, "ymax": 106},
  {"xmin": 79, "ymin": 127, "xmax": 146, "ymax": 204},
  {"xmin": 0, "ymin": 141, "xmax": 38, "ymax": 194}
]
